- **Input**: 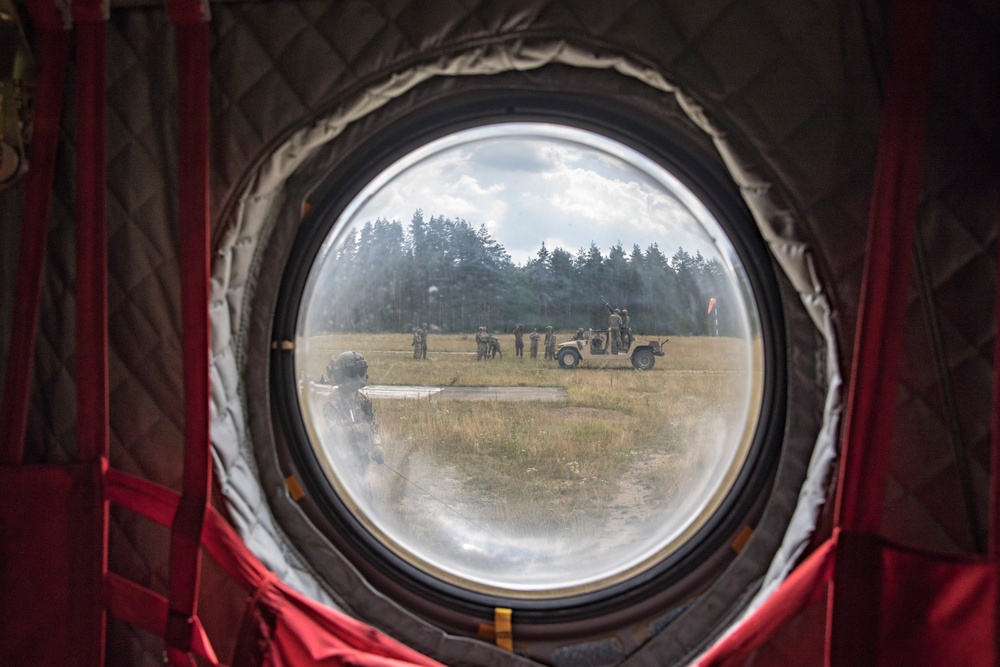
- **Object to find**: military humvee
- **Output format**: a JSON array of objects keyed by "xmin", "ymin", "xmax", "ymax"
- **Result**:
[{"xmin": 555, "ymin": 329, "xmax": 667, "ymax": 370}]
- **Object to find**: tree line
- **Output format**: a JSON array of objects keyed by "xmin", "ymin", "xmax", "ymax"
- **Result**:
[{"xmin": 309, "ymin": 210, "xmax": 750, "ymax": 337}]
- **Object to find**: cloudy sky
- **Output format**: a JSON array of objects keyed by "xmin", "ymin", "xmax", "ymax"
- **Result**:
[{"xmin": 345, "ymin": 123, "xmax": 726, "ymax": 266}]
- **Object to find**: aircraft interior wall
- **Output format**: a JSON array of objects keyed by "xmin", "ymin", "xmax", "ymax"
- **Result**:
[{"xmin": 0, "ymin": 0, "xmax": 998, "ymax": 665}]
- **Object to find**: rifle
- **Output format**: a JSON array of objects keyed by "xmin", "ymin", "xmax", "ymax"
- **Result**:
[{"xmin": 600, "ymin": 295, "xmax": 614, "ymax": 315}]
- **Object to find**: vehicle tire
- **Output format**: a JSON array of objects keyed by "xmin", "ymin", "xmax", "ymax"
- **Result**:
[
  {"xmin": 631, "ymin": 348, "xmax": 655, "ymax": 370},
  {"xmin": 557, "ymin": 348, "xmax": 580, "ymax": 369}
]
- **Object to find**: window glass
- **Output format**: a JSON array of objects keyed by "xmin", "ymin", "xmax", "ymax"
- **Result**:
[{"xmin": 294, "ymin": 123, "xmax": 763, "ymax": 598}]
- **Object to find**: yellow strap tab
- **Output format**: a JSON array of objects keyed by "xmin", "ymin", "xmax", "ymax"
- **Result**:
[
  {"xmin": 284, "ymin": 475, "xmax": 305, "ymax": 501},
  {"xmin": 494, "ymin": 607, "xmax": 512, "ymax": 651}
]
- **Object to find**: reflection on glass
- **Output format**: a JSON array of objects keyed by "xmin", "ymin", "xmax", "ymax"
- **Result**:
[{"xmin": 295, "ymin": 123, "xmax": 763, "ymax": 597}]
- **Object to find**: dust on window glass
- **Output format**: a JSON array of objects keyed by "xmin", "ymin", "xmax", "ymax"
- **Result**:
[{"xmin": 295, "ymin": 123, "xmax": 763, "ymax": 597}]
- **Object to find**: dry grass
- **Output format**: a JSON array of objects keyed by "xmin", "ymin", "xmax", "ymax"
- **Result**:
[{"xmin": 302, "ymin": 332, "xmax": 764, "ymax": 555}]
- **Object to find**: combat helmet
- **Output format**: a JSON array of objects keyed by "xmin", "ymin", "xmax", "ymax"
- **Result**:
[{"xmin": 328, "ymin": 351, "xmax": 368, "ymax": 389}]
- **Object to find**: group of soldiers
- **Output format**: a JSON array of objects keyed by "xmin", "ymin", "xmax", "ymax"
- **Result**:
[
  {"xmin": 320, "ymin": 305, "xmax": 634, "ymax": 488},
  {"xmin": 321, "ymin": 306, "xmax": 635, "ymax": 486},
  {"xmin": 489, "ymin": 323, "xmax": 556, "ymax": 360},
  {"xmin": 475, "ymin": 313, "xmax": 631, "ymax": 361},
  {"xmin": 410, "ymin": 303, "xmax": 632, "ymax": 362},
  {"xmin": 606, "ymin": 306, "xmax": 632, "ymax": 353},
  {"xmin": 475, "ymin": 326, "xmax": 505, "ymax": 360}
]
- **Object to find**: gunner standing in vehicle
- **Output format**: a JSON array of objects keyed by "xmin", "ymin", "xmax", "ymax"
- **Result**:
[{"xmin": 609, "ymin": 308, "xmax": 623, "ymax": 353}]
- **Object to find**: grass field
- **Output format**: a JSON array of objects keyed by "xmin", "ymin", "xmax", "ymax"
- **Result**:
[{"xmin": 299, "ymin": 331, "xmax": 763, "ymax": 587}]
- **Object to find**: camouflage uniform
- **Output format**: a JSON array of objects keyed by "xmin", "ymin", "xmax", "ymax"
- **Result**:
[
  {"xmin": 411, "ymin": 327, "xmax": 422, "ymax": 359},
  {"xmin": 417, "ymin": 323, "xmax": 428, "ymax": 359},
  {"xmin": 609, "ymin": 309, "xmax": 623, "ymax": 353},
  {"xmin": 529, "ymin": 328, "xmax": 540, "ymax": 359},
  {"xmin": 475, "ymin": 326, "xmax": 490, "ymax": 361},
  {"xmin": 591, "ymin": 330, "xmax": 604, "ymax": 353},
  {"xmin": 488, "ymin": 335, "xmax": 503, "ymax": 358},
  {"xmin": 322, "ymin": 352, "xmax": 384, "ymax": 483},
  {"xmin": 544, "ymin": 326, "xmax": 556, "ymax": 360},
  {"xmin": 620, "ymin": 310, "xmax": 631, "ymax": 349},
  {"xmin": 513, "ymin": 323, "xmax": 524, "ymax": 357}
]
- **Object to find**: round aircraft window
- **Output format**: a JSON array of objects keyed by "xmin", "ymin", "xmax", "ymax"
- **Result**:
[{"xmin": 276, "ymin": 112, "xmax": 783, "ymax": 618}]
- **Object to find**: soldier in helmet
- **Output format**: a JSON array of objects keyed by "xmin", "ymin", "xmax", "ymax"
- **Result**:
[
  {"xmin": 513, "ymin": 323, "xmax": 524, "ymax": 358},
  {"xmin": 529, "ymin": 327, "xmax": 540, "ymax": 359},
  {"xmin": 411, "ymin": 326, "xmax": 422, "ymax": 359},
  {"xmin": 609, "ymin": 308, "xmax": 623, "ymax": 353},
  {"xmin": 620, "ymin": 309, "xmax": 631, "ymax": 348},
  {"xmin": 544, "ymin": 326, "xmax": 557, "ymax": 360},
  {"xmin": 475, "ymin": 325, "xmax": 490, "ymax": 361},
  {"xmin": 488, "ymin": 335, "xmax": 503, "ymax": 359},
  {"xmin": 323, "ymin": 351, "xmax": 384, "ymax": 483},
  {"xmin": 415, "ymin": 322, "xmax": 429, "ymax": 359}
]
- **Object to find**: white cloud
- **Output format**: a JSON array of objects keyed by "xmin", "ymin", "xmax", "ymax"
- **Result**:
[{"xmin": 348, "ymin": 124, "xmax": 727, "ymax": 266}]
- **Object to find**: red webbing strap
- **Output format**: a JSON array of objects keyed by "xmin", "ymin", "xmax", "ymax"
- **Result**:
[
  {"xmin": 0, "ymin": 460, "xmax": 107, "ymax": 666},
  {"xmin": 992, "ymin": 203, "xmax": 1000, "ymax": 659},
  {"xmin": 828, "ymin": 0, "xmax": 937, "ymax": 664},
  {"xmin": 105, "ymin": 469, "xmax": 448, "ymax": 667},
  {"xmin": 0, "ymin": 0, "xmax": 69, "ymax": 464},
  {"xmin": 105, "ymin": 573, "xmax": 220, "ymax": 665},
  {"xmin": 832, "ymin": 0, "xmax": 937, "ymax": 535},
  {"xmin": 164, "ymin": 1, "xmax": 212, "ymax": 663},
  {"xmin": 71, "ymin": 4, "xmax": 110, "ymax": 663},
  {"xmin": 107, "ymin": 466, "xmax": 181, "ymax": 526},
  {"xmin": 73, "ymin": 0, "xmax": 110, "ymax": 463},
  {"xmin": 105, "ymin": 469, "xmax": 219, "ymax": 664},
  {"xmin": 107, "ymin": 466, "xmax": 271, "ymax": 590},
  {"xmin": 696, "ymin": 532, "xmax": 996, "ymax": 667},
  {"xmin": 695, "ymin": 533, "xmax": 838, "ymax": 666}
]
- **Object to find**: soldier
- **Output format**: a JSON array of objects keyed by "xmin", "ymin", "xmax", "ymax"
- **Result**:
[
  {"xmin": 475, "ymin": 325, "xmax": 490, "ymax": 361},
  {"xmin": 488, "ymin": 335, "xmax": 503, "ymax": 358},
  {"xmin": 573, "ymin": 328, "xmax": 586, "ymax": 340},
  {"xmin": 418, "ymin": 322, "xmax": 429, "ymax": 359},
  {"xmin": 544, "ymin": 326, "xmax": 556, "ymax": 360},
  {"xmin": 529, "ymin": 327, "xmax": 540, "ymax": 359},
  {"xmin": 411, "ymin": 326, "xmax": 422, "ymax": 359},
  {"xmin": 620, "ymin": 309, "xmax": 631, "ymax": 348},
  {"xmin": 591, "ymin": 330, "xmax": 604, "ymax": 353},
  {"xmin": 322, "ymin": 351, "xmax": 384, "ymax": 484},
  {"xmin": 513, "ymin": 323, "xmax": 524, "ymax": 358},
  {"xmin": 609, "ymin": 308, "xmax": 623, "ymax": 353}
]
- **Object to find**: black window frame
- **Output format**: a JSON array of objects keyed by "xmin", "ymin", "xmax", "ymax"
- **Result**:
[{"xmin": 269, "ymin": 89, "xmax": 787, "ymax": 633}]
